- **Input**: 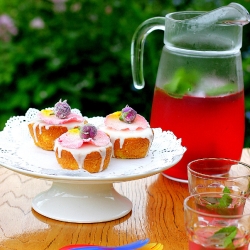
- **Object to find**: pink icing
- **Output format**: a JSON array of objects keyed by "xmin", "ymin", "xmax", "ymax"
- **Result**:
[
  {"xmin": 38, "ymin": 112, "xmax": 85, "ymax": 125},
  {"xmin": 104, "ymin": 113, "xmax": 149, "ymax": 131},
  {"xmin": 58, "ymin": 130, "xmax": 110, "ymax": 149}
]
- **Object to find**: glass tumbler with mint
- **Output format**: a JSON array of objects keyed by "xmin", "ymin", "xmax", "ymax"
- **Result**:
[
  {"xmin": 184, "ymin": 192, "xmax": 250, "ymax": 250},
  {"xmin": 187, "ymin": 158, "xmax": 250, "ymax": 197},
  {"xmin": 131, "ymin": 3, "xmax": 250, "ymax": 182}
]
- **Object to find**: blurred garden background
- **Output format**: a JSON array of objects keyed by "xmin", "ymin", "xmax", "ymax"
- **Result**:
[{"xmin": 1, "ymin": 0, "xmax": 250, "ymax": 145}]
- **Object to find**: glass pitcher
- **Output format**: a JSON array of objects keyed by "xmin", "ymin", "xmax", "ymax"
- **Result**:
[{"xmin": 131, "ymin": 3, "xmax": 250, "ymax": 182}]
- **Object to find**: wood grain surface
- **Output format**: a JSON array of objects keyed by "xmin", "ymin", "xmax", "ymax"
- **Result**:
[{"xmin": 0, "ymin": 149, "xmax": 249, "ymax": 250}]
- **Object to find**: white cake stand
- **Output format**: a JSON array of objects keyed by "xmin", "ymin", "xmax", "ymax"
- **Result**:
[{"xmin": 0, "ymin": 115, "xmax": 186, "ymax": 223}]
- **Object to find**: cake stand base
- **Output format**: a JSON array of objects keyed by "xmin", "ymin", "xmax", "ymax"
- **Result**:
[{"xmin": 32, "ymin": 182, "xmax": 132, "ymax": 223}]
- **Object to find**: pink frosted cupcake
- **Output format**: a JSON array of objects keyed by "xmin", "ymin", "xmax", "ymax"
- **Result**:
[
  {"xmin": 28, "ymin": 99, "xmax": 87, "ymax": 151},
  {"xmin": 100, "ymin": 105, "xmax": 154, "ymax": 159},
  {"xmin": 54, "ymin": 124, "xmax": 112, "ymax": 173}
]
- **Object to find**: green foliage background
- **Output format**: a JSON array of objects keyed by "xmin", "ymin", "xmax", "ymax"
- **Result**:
[{"xmin": 1, "ymin": 0, "xmax": 250, "ymax": 145}]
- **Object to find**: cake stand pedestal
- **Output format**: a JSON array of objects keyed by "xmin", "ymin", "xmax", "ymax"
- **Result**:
[{"xmin": 32, "ymin": 181, "xmax": 132, "ymax": 223}]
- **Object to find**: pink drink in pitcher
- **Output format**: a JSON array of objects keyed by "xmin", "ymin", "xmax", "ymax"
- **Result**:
[{"xmin": 150, "ymin": 87, "xmax": 245, "ymax": 181}]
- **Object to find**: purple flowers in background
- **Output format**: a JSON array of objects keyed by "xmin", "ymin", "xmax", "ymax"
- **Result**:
[
  {"xmin": 30, "ymin": 17, "xmax": 45, "ymax": 29},
  {"xmin": 50, "ymin": 0, "xmax": 67, "ymax": 12},
  {"xmin": 0, "ymin": 14, "xmax": 18, "ymax": 42}
]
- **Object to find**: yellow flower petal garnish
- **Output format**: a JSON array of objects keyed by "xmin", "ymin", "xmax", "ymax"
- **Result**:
[
  {"xmin": 110, "ymin": 111, "xmax": 121, "ymax": 119},
  {"xmin": 41, "ymin": 109, "xmax": 54, "ymax": 116},
  {"xmin": 68, "ymin": 128, "xmax": 80, "ymax": 134}
]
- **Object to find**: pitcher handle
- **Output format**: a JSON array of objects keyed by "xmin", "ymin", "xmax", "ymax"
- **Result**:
[{"xmin": 131, "ymin": 17, "xmax": 165, "ymax": 89}]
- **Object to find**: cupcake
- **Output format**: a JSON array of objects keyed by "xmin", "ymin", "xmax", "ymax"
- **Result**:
[
  {"xmin": 28, "ymin": 99, "xmax": 87, "ymax": 151},
  {"xmin": 100, "ymin": 105, "xmax": 154, "ymax": 159},
  {"xmin": 54, "ymin": 124, "xmax": 112, "ymax": 173}
]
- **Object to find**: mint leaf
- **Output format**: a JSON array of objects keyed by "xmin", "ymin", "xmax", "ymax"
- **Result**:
[
  {"xmin": 211, "ymin": 226, "xmax": 237, "ymax": 249},
  {"xmin": 163, "ymin": 68, "xmax": 200, "ymax": 97},
  {"xmin": 206, "ymin": 83, "xmax": 237, "ymax": 96},
  {"xmin": 162, "ymin": 67, "xmax": 237, "ymax": 98},
  {"xmin": 206, "ymin": 187, "xmax": 232, "ymax": 212},
  {"xmin": 223, "ymin": 186, "xmax": 231, "ymax": 194},
  {"xmin": 218, "ymin": 187, "xmax": 232, "ymax": 208},
  {"xmin": 218, "ymin": 193, "xmax": 233, "ymax": 208}
]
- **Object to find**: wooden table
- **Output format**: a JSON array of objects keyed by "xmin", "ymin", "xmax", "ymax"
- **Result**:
[{"xmin": 1, "ymin": 149, "xmax": 250, "ymax": 250}]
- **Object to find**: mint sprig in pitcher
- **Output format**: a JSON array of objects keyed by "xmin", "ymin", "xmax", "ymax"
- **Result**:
[{"xmin": 131, "ymin": 3, "xmax": 250, "ymax": 182}]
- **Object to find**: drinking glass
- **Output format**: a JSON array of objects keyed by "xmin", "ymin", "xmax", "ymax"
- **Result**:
[
  {"xmin": 188, "ymin": 158, "xmax": 250, "ymax": 197},
  {"xmin": 184, "ymin": 192, "xmax": 250, "ymax": 250}
]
